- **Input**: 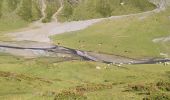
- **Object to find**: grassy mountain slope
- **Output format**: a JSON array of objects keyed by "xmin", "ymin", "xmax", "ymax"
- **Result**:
[
  {"xmin": 0, "ymin": 1, "xmax": 170, "ymax": 99},
  {"xmin": 0, "ymin": 0, "xmax": 42, "ymax": 22},
  {"xmin": 0, "ymin": 53, "xmax": 170, "ymax": 100},
  {"xmin": 18, "ymin": 0, "xmax": 42, "ymax": 21},
  {"xmin": 52, "ymin": 7, "xmax": 170, "ymax": 58},
  {"xmin": 58, "ymin": 0, "xmax": 156, "ymax": 21},
  {"xmin": 42, "ymin": 0, "xmax": 60, "ymax": 22},
  {"xmin": 0, "ymin": 0, "xmax": 156, "ymax": 31},
  {"xmin": 0, "ymin": 0, "xmax": 41, "ymax": 34},
  {"xmin": 0, "ymin": 0, "xmax": 61, "ymax": 41},
  {"xmin": 0, "ymin": 0, "xmax": 61, "ymax": 33},
  {"xmin": 0, "ymin": 0, "xmax": 156, "ymax": 41}
]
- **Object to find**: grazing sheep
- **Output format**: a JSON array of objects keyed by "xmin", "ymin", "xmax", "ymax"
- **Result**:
[
  {"xmin": 164, "ymin": 62, "xmax": 170, "ymax": 66},
  {"xmin": 117, "ymin": 64, "xmax": 122, "ymax": 67},
  {"xmin": 120, "ymin": 63, "xmax": 124, "ymax": 65},
  {"xmin": 128, "ymin": 62, "xmax": 132, "ymax": 65},
  {"xmin": 120, "ymin": 2, "xmax": 124, "ymax": 6},
  {"xmin": 130, "ymin": 61, "xmax": 134, "ymax": 63},
  {"xmin": 96, "ymin": 66, "xmax": 101, "ymax": 70},
  {"xmin": 107, "ymin": 64, "xmax": 111, "ymax": 66}
]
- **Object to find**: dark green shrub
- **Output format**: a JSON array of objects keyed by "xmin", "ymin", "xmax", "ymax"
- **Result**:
[
  {"xmin": 17, "ymin": 0, "xmax": 41, "ymax": 21},
  {"xmin": 128, "ymin": 84, "xmax": 149, "ymax": 92},
  {"xmin": 144, "ymin": 93, "xmax": 170, "ymax": 100},
  {"xmin": 75, "ymin": 83, "xmax": 112, "ymax": 93},
  {"xmin": 42, "ymin": 0, "xmax": 60, "ymax": 23},
  {"xmin": 31, "ymin": 0, "xmax": 42, "ymax": 21},
  {"xmin": 18, "ymin": 0, "xmax": 32, "ymax": 21},
  {"xmin": 54, "ymin": 91, "xmax": 87, "ymax": 100},
  {"xmin": 156, "ymin": 81, "xmax": 170, "ymax": 91}
]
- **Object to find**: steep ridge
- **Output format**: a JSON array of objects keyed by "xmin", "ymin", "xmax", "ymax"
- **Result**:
[
  {"xmin": 0, "ymin": 0, "xmax": 157, "ymax": 23},
  {"xmin": 58, "ymin": 0, "xmax": 156, "ymax": 21}
]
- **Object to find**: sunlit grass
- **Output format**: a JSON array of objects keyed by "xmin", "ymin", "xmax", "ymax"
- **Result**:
[
  {"xmin": 0, "ymin": 53, "xmax": 170, "ymax": 99},
  {"xmin": 52, "ymin": 8, "xmax": 170, "ymax": 58}
]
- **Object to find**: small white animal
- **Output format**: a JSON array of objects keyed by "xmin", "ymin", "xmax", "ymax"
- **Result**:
[
  {"xmin": 164, "ymin": 62, "xmax": 170, "ymax": 66},
  {"xmin": 120, "ymin": 2, "xmax": 124, "ymax": 5},
  {"xmin": 96, "ymin": 66, "xmax": 101, "ymax": 70}
]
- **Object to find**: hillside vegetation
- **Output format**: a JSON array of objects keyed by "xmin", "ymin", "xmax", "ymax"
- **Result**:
[
  {"xmin": 0, "ymin": 53, "xmax": 170, "ymax": 100},
  {"xmin": 0, "ymin": 0, "xmax": 170, "ymax": 100},
  {"xmin": 58, "ymin": 0, "xmax": 156, "ymax": 21},
  {"xmin": 0, "ymin": 0, "xmax": 41, "ymax": 34},
  {"xmin": 0, "ymin": 0, "xmax": 156, "ymax": 26},
  {"xmin": 42, "ymin": 0, "xmax": 60, "ymax": 23},
  {"xmin": 52, "ymin": 6, "xmax": 170, "ymax": 59},
  {"xmin": 0, "ymin": 0, "xmax": 42, "ymax": 22},
  {"xmin": 0, "ymin": 0, "xmax": 156, "ymax": 41},
  {"xmin": 0, "ymin": 0, "xmax": 60, "ymax": 32}
]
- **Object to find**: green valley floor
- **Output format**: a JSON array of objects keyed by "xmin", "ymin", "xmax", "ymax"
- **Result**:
[
  {"xmin": 0, "ymin": 0, "xmax": 170, "ymax": 100},
  {"xmin": 52, "ymin": 8, "xmax": 170, "ymax": 59},
  {"xmin": 0, "ymin": 53, "xmax": 170, "ymax": 100}
]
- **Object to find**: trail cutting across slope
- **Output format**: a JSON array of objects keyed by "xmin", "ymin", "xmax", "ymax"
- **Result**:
[
  {"xmin": 40, "ymin": 0, "xmax": 47, "ymax": 22},
  {"xmin": 52, "ymin": 0, "xmax": 64, "ymax": 22},
  {"xmin": 31, "ymin": 0, "xmax": 47, "ymax": 27}
]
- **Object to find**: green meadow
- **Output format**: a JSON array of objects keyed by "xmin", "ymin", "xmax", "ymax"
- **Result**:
[
  {"xmin": 0, "ymin": 53, "xmax": 170, "ymax": 100},
  {"xmin": 52, "ymin": 8, "xmax": 170, "ymax": 59},
  {"xmin": 0, "ymin": 0, "xmax": 170, "ymax": 100}
]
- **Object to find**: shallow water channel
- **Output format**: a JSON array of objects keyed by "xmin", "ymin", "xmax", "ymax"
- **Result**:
[{"xmin": 0, "ymin": 41, "xmax": 169, "ymax": 65}]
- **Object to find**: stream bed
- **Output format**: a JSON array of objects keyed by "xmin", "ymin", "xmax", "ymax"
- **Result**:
[{"xmin": 0, "ymin": 41, "xmax": 170, "ymax": 65}]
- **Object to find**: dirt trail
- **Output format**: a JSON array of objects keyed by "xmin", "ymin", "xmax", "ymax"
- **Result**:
[
  {"xmin": 52, "ymin": 0, "xmax": 64, "ymax": 22},
  {"xmin": 153, "ymin": 37, "xmax": 170, "ymax": 43},
  {"xmin": 31, "ymin": 0, "xmax": 47, "ymax": 27},
  {"xmin": 40, "ymin": 0, "xmax": 47, "ymax": 22}
]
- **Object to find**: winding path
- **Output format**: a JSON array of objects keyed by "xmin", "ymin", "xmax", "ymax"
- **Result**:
[
  {"xmin": 52, "ymin": 0, "xmax": 64, "ymax": 22},
  {"xmin": 40, "ymin": 0, "xmax": 47, "ymax": 22}
]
